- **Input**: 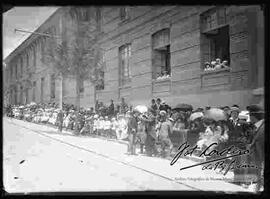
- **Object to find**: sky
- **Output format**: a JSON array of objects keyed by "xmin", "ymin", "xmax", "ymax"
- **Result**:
[{"xmin": 3, "ymin": 7, "xmax": 59, "ymax": 60}]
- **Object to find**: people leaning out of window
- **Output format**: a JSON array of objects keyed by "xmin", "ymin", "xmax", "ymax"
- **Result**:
[
  {"xmin": 204, "ymin": 58, "xmax": 229, "ymax": 72},
  {"xmin": 156, "ymin": 70, "xmax": 170, "ymax": 80}
]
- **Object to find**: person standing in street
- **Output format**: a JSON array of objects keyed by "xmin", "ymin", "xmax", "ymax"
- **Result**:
[
  {"xmin": 57, "ymin": 110, "xmax": 63, "ymax": 133},
  {"xmin": 150, "ymin": 99, "xmax": 157, "ymax": 115},
  {"xmin": 156, "ymin": 98, "xmax": 162, "ymax": 114},
  {"xmin": 156, "ymin": 110, "xmax": 173, "ymax": 158},
  {"xmin": 136, "ymin": 116, "xmax": 147, "ymax": 154},
  {"xmin": 107, "ymin": 99, "xmax": 115, "ymax": 118},
  {"xmin": 126, "ymin": 110, "xmax": 139, "ymax": 155},
  {"xmin": 142, "ymin": 109, "xmax": 158, "ymax": 157},
  {"xmin": 120, "ymin": 97, "xmax": 128, "ymax": 114},
  {"xmin": 95, "ymin": 100, "xmax": 99, "ymax": 114},
  {"xmin": 246, "ymin": 104, "xmax": 265, "ymax": 192}
]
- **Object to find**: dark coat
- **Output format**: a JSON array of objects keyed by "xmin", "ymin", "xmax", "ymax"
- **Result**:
[
  {"xmin": 128, "ymin": 115, "xmax": 138, "ymax": 134},
  {"xmin": 107, "ymin": 103, "xmax": 115, "ymax": 116},
  {"xmin": 227, "ymin": 118, "xmax": 245, "ymax": 149},
  {"xmin": 120, "ymin": 102, "xmax": 128, "ymax": 114},
  {"xmin": 249, "ymin": 121, "xmax": 264, "ymax": 167},
  {"xmin": 151, "ymin": 104, "xmax": 158, "ymax": 112},
  {"xmin": 140, "ymin": 115, "xmax": 156, "ymax": 139}
]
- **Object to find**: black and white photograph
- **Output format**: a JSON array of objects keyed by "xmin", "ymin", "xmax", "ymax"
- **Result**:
[{"xmin": 2, "ymin": 5, "xmax": 265, "ymax": 194}]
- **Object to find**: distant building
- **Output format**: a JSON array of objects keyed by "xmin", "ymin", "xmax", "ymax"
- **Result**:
[{"xmin": 4, "ymin": 6, "xmax": 264, "ymax": 109}]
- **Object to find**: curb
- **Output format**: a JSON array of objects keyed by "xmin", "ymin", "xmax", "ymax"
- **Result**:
[{"xmin": 6, "ymin": 117, "xmax": 205, "ymax": 163}]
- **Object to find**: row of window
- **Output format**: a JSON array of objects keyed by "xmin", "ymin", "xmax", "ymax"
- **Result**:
[
  {"xmin": 9, "ymin": 7, "xmax": 231, "ymax": 100},
  {"xmin": 118, "ymin": 28, "xmax": 171, "ymax": 86},
  {"xmin": 118, "ymin": 7, "xmax": 230, "ymax": 86}
]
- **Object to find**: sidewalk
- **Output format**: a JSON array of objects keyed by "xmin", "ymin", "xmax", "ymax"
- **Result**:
[
  {"xmin": 9, "ymin": 118, "xmax": 206, "ymax": 163},
  {"xmin": 5, "ymin": 118, "xmax": 253, "ymax": 193}
]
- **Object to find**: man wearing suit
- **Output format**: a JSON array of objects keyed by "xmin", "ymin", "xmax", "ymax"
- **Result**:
[
  {"xmin": 107, "ymin": 99, "xmax": 115, "ymax": 118},
  {"xmin": 227, "ymin": 105, "xmax": 248, "ymax": 185},
  {"xmin": 227, "ymin": 106, "xmax": 243, "ymax": 147},
  {"xmin": 142, "ymin": 109, "xmax": 158, "ymax": 157},
  {"xmin": 247, "ymin": 104, "xmax": 264, "ymax": 192},
  {"xmin": 127, "ymin": 110, "xmax": 139, "ymax": 155},
  {"xmin": 156, "ymin": 98, "xmax": 162, "ymax": 112},
  {"xmin": 150, "ymin": 99, "xmax": 157, "ymax": 115}
]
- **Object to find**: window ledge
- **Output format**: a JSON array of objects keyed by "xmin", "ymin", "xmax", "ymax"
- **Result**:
[
  {"xmin": 153, "ymin": 76, "xmax": 171, "ymax": 83},
  {"xmin": 119, "ymin": 85, "xmax": 131, "ymax": 89},
  {"xmin": 96, "ymin": 88, "xmax": 105, "ymax": 92},
  {"xmin": 201, "ymin": 67, "xmax": 231, "ymax": 75}
]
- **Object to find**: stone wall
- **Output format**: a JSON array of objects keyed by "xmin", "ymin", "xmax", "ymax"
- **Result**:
[
  {"xmin": 5, "ymin": 6, "xmax": 264, "ymax": 109},
  {"xmin": 97, "ymin": 5, "xmax": 263, "ymax": 109}
]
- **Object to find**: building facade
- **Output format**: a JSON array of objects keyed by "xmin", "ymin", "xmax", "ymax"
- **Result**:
[{"xmin": 4, "ymin": 6, "xmax": 264, "ymax": 109}]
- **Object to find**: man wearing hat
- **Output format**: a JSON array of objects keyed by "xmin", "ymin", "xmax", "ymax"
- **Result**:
[
  {"xmin": 150, "ymin": 99, "xmax": 158, "ymax": 114},
  {"xmin": 229, "ymin": 106, "xmax": 241, "ymax": 127},
  {"xmin": 156, "ymin": 110, "xmax": 173, "ymax": 158},
  {"xmin": 120, "ymin": 97, "xmax": 128, "ymax": 114},
  {"xmin": 126, "ymin": 110, "xmax": 139, "ymax": 155},
  {"xmin": 142, "ymin": 109, "xmax": 158, "ymax": 157},
  {"xmin": 227, "ymin": 105, "xmax": 249, "ymax": 185},
  {"xmin": 222, "ymin": 106, "xmax": 231, "ymax": 120},
  {"xmin": 107, "ymin": 100, "xmax": 115, "ymax": 118},
  {"xmin": 246, "ymin": 104, "xmax": 264, "ymax": 192}
]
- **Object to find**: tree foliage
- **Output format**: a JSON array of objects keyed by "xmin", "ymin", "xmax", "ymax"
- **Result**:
[{"xmin": 43, "ymin": 6, "xmax": 105, "ymax": 85}]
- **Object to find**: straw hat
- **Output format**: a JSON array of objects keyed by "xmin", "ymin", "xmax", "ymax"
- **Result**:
[
  {"xmin": 230, "ymin": 106, "xmax": 240, "ymax": 113},
  {"xmin": 159, "ymin": 110, "xmax": 167, "ymax": 116}
]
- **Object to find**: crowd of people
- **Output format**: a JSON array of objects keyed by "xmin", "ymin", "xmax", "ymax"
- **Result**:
[
  {"xmin": 204, "ymin": 58, "xmax": 229, "ymax": 72},
  {"xmin": 156, "ymin": 70, "xmax": 171, "ymax": 80},
  {"xmin": 5, "ymin": 97, "xmax": 264, "ymax": 192}
]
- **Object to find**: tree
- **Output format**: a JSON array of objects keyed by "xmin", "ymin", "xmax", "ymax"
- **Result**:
[{"xmin": 43, "ymin": 6, "xmax": 105, "ymax": 131}]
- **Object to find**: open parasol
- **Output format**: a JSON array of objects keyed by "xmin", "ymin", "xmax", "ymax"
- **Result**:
[
  {"xmin": 173, "ymin": 103, "xmax": 193, "ymax": 112},
  {"xmin": 205, "ymin": 108, "xmax": 226, "ymax": 121},
  {"xmin": 134, "ymin": 105, "xmax": 148, "ymax": 113},
  {"xmin": 239, "ymin": 111, "xmax": 249, "ymax": 121},
  {"xmin": 190, "ymin": 112, "xmax": 204, "ymax": 121}
]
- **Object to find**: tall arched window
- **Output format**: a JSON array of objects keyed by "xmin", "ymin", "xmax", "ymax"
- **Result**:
[
  {"xmin": 152, "ymin": 28, "xmax": 171, "ymax": 79},
  {"xmin": 33, "ymin": 43, "xmax": 37, "ymax": 68},
  {"xmin": 50, "ymin": 74, "xmax": 56, "ymax": 99},
  {"xmin": 26, "ymin": 52, "xmax": 29, "ymax": 69},
  {"xmin": 20, "ymin": 56, "xmax": 23, "ymax": 77},
  {"xmin": 119, "ymin": 44, "xmax": 131, "ymax": 86}
]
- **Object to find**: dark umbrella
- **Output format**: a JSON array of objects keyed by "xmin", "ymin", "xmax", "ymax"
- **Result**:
[{"xmin": 173, "ymin": 103, "xmax": 193, "ymax": 112}]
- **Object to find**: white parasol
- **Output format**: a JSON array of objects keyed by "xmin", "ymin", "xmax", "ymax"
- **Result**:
[
  {"xmin": 134, "ymin": 105, "xmax": 148, "ymax": 113},
  {"xmin": 205, "ymin": 108, "xmax": 226, "ymax": 121},
  {"xmin": 190, "ymin": 112, "xmax": 204, "ymax": 121},
  {"xmin": 239, "ymin": 110, "xmax": 249, "ymax": 121},
  {"xmin": 30, "ymin": 102, "xmax": 37, "ymax": 106}
]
